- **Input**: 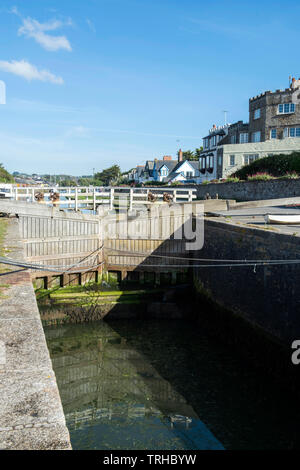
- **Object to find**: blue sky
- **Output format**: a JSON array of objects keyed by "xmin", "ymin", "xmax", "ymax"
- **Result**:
[{"xmin": 0, "ymin": 0, "xmax": 299, "ymax": 175}]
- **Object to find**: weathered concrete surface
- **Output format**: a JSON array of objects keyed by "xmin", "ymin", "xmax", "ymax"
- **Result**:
[
  {"xmin": 0, "ymin": 218, "xmax": 71, "ymax": 450},
  {"xmin": 210, "ymin": 205, "xmax": 300, "ymax": 236},
  {"xmin": 0, "ymin": 199, "xmax": 100, "ymax": 220},
  {"xmin": 196, "ymin": 178, "xmax": 300, "ymax": 202}
]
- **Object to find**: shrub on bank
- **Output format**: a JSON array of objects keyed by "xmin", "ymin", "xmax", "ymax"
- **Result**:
[
  {"xmin": 233, "ymin": 152, "xmax": 300, "ymax": 179},
  {"xmin": 225, "ymin": 177, "xmax": 240, "ymax": 183},
  {"xmin": 280, "ymin": 171, "xmax": 299, "ymax": 179},
  {"xmin": 144, "ymin": 181, "xmax": 166, "ymax": 186},
  {"xmin": 247, "ymin": 172, "xmax": 274, "ymax": 181}
]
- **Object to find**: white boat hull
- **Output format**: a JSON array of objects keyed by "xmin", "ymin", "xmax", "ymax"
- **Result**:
[{"xmin": 265, "ymin": 214, "xmax": 300, "ymax": 225}]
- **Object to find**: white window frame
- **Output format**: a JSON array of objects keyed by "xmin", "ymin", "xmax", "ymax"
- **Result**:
[
  {"xmin": 270, "ymin": 129, "xmax": 277, "ymax": 139},
  {"xmin": 244, "ymin": 154, "xmax": 259, "ymax": 165},
  {"xmin": 230, "ymin": 135, "xmax": 236, "ymax": 144},
  {"xmin": 229, "ymin": 155, "xmax": 235, "ymax": 166},
  {"xmin": 284, "ymin": 127, "xmax": 300, "ymax": 138},
  {"xmin": 278, "ymin": 103, "xmax": 295, "ymax": 114}
]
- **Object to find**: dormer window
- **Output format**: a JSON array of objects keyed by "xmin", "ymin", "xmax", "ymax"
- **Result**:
[
  {"xmin": 278, "ymin": 103, "xmax": 295, "ymax": 114},
  {"xmin": 254, "ymin": 109, "xmax": 261, "ymax": 119}
]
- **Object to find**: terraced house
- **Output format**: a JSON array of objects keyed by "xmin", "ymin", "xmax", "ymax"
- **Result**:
[
  {"xmin": 200, "ymin": 78, "xmax": 300, "ymax": 182},
  {"xmin": 132, "ymin": 152, "xmax": 200, "ymax": 184}
]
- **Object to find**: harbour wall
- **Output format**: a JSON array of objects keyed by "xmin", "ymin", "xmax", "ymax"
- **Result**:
[
  {"xmin": 0, "ymin": 218, "xmax": 71, "ymax": 450},
  {"xmin": 193, "ymin": 218, "xmax": 300, "ymax": 347},
  {"xmin": 195, "ymin": 178, "xmax": 300, "ymax": 201}
]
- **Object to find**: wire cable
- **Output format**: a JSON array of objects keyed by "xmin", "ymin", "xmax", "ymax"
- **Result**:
[{"xmin": 106, "ymin": 247, "xmax": 300, "ymax": 265}]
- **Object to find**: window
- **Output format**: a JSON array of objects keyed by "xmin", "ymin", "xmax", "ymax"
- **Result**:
[
  {"xmin": 244, "ymin": 154, "xmax": 259, "ymax": 165},
  {"xmin": 230, "ymin": 135, "xmax": 236, "ymax": 144},
  {"xmin": 186, "ymin": 171, "xmax": 193, "ymax": 178},
  {"xmin": 203, "ymin": 139, "xmax": 208, "ymax": 149},
  {"xmin": 218, "ymin": 156, "xmax": 222, "ymax": 166},
  {"xmin": 270, "ymin": 129, "xmax": 277, "ymax": 139},
  {"xmin": 284, "ymin": 127, "xmax": 300, "ymax": 138},
  {"xmin": 229, "ymin": 155, "xmax": 235, "ymax": 166},
  {"xmin": 254, "ymin": 109, "xmax": 261, "ymax": 119},
  {"xmin": 240, "ymin": 133, "xmax": 249, "ymax": 143},
  {"xmin": 278, "ymin": 103, "xmax": 295, "ymax": 114},
  {"xmin": 252, "ymin": 131, "xmax": 261, "ymax": 142}
]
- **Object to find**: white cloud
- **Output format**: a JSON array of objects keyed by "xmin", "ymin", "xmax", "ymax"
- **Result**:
[
  {"xmin": 0, "ymin": 60, "xmax": 64, "ymax": 84},
  {"xmin": 17, "ymin": 16, "xmax": 72, "ymax": 51}
]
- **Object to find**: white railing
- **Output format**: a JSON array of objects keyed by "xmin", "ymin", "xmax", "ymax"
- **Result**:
[{"xmin": 8, "ymin": 186, "xmax": 197, "ymax": 211}]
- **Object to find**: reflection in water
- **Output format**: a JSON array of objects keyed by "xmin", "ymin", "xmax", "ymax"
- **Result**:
[{"xmin": 45, "ymin": 320, "xmax": 300, "ymax": 450}]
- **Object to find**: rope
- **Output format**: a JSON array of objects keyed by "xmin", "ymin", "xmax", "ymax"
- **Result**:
[
  {"xmin": 106, "ymin": 247, "xmax": 300, "ymax": 266},
  {"xmin": 0, "ymin": 245, "xmax": 104, "ymax": 274}
]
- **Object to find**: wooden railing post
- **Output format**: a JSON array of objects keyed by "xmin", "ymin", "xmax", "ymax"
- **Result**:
[
  {"xmin": 75, "ymin": 187, "xmax": 78, "ymax": 211},
  {"xmin": 93, "ymin": 187, "xmax": 96, "ymax": 212},
  {"xmin": 110, "ymin": 188, "xmax": 114, "ymax": 210},
  {"xmin": 129, "ymin": 188, "xmax": 133, "ymax": 211}
]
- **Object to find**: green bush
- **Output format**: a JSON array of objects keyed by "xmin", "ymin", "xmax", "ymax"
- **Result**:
[
  {"xmin": 144, "ymin": 181, "xmax": 166, "ymax": 186},
  {"xmin": 0, "ymin": 164, "xmax": 14, "ymax": 183},
  {"xmin": 247, "ymin": 172, "xmax": 274, "ymax": 181},
  {"xmin": 280, "ymin": 172, "xmax": 299, "ymax": 179},
  {"xmin": 225, "ymin": 177, "xmax": 240, "ymax": 183},
  {"xmin": 234, "ymin": 152, "xmax": 300, "ymax": 179}
]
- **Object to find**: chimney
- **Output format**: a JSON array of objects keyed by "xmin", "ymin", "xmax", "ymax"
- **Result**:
[
  {"xmin": 178, "ymin": 149, "xmax": 183, "ymax": 162},
  {"xmin": 163, "ymin": 155, "xmax": 172, "ymax": 161}
]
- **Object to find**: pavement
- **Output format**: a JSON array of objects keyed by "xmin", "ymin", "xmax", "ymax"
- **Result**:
[
  {"xmin": 207, "ymin": 205, "xmax": 300, "ymax": 237},
  {"xmin": 0, "ymin": 218, "xmax": 71, "ymax": 450}
]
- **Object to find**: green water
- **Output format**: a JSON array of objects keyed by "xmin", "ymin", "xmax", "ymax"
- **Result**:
[{"xmin": 44, "ymin": 319, "xmax": 300, "ymax": 450}]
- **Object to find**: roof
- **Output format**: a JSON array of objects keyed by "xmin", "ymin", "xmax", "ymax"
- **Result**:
[
  {"xmin": 172, "ymin": 160, "xmax": 200, "ymax": 172},
  {"xmin": 155, "ymin": 160, "xmax": 178, "ymax": 172},
  {"xmin": 135, "ymin": 166, "xmax": 145, "ymax": 177},
  {"xmin": 145, "ymin": 160, "xmax": 154, "ymax": 170}
]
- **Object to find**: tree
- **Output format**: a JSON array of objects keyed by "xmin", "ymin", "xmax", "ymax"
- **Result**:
[
  {"xmin": 94, "ymin": 165, "xmax": 121, "ymax": 186},
  {"xmin": 177, "ymin": 148, "xmax": 203, "ymax": 161},
  {"xmin": 0, "ymin": 164, "xmax": 14, "ymax": 183},
  {"xmin": 194, "ymin": 147, "xmax": 203, "ymax": 160}
]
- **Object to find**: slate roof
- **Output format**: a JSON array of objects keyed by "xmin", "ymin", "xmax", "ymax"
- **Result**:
[{"xmin": 156, "ymin": 160, "xmax": 178, "ymax": 172}]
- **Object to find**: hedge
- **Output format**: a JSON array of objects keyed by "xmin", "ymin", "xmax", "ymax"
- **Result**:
[{"xmin": 233, "ymin": 152, "xmax": 300, "ymax": 179}]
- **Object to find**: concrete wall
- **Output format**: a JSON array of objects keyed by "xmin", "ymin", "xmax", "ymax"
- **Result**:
[
  {"xmin": 0, "ymin": 218, "xmax": 71, "ymax": 449},
  {"xmin": 196, "ymin": 178, "xmax": 300, "ymax": 201},
  {"xmin": 194, "ymin": 218, "xmax": 300, "ymax": 346}
]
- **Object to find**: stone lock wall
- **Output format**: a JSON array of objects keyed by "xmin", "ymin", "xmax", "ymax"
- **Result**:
[{"xmin": 196, "ymin": 178, "xmax": 300, "ymax": 201}]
